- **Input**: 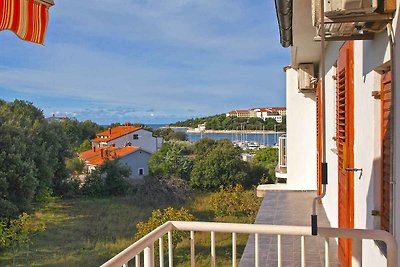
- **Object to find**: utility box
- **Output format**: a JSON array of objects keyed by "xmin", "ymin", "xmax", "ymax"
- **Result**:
[{"xmin": 298, "ymin": 64, "xmax": 315, "ymax": 92}]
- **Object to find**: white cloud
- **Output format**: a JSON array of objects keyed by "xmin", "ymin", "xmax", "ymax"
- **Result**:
[{"xmin": 0, "ymin": 0, "xmax": 289, "ymax": 123}]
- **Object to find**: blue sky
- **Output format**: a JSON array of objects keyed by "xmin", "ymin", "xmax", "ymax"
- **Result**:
[{"xmin": 0, "ymin": 0, "xmax": 289, "ymax": 124}]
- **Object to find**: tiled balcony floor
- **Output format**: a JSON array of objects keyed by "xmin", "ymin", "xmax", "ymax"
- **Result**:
[{"xmin": 239, "ymin": 191, "xmax": 339, "ymax": 267}]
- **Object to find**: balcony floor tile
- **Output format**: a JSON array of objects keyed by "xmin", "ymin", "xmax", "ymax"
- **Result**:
[{"xmin": 239, "ymin": 191, "xmax": 339, "ymax": 267}]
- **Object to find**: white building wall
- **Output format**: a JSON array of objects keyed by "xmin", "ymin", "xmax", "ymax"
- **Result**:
[
  {"xmin": 285, "ymin": 68, "xmax": 317, "ymax": 190},
  {"xmin": 119, "ymin": 150, "xmax": 152, "ymax": 180},
  {"xmin": 320, "ymin": 33, "xmax": 392, "ymax": 266},
  {"xmin": 107, "ymin": 129, "xmax": 160, "ymax": 153}
]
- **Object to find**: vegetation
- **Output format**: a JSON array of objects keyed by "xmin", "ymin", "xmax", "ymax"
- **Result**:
[
  {"xmin": 81, "ymin": 160, "xmax": 131, "ymax": 197},
  {"xmin": 209, "ymin": 185, "xmax": 261, "ymax": 217},
  {"xmin": 135, "ymin": 207, "xmax": 195, "ymax": 246},
  {"xmin": 151, "ymin": 127, "xmax": 188, "ymax": 141},
  {"xmin": 149, "ymin": 141, "xmax": 193, "ymax": 181},
  {"xmin": 0, "ymin": 100, "xmax": 71, "ymax": 217},
  {"xmin": 0, "ymin": 213, "xmax": 46, "ymax": 266},
  {"xmin": 171, "ymin": 113, "xmax": 286, "ymax": 131},
  {"xmin": 190, "ymin": 139, "xmax": 247, "ymax": 190},
  {"xmin": 251, "ymin": 147, "xmax": 279, "ymax": 184}
]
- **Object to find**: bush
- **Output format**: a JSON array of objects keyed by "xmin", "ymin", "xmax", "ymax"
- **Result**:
[
  {"xmin": 81, "ymin": 160, "xmax": 131, "ymax": 197},
  {"xmin": 135, "ymin": 207, "xmax": 195, "ymax": 246},
  {"xmin": 0, "ymin": 213, "xmax": 46, "ymax": 265},
  {"xmin": 209, "ymin": 185, "xmax": 261, "ymax": 218},
  {"xmin": 129, "ymin": 176, "xmax": 192, "ymax": 207},
  {"xmin": 66, "ymin": 158, "xmax": 85, "ymax": 175}
]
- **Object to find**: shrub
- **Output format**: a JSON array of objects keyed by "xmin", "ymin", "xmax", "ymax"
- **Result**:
[
  {"xmin": 129, "ymin": 176, "xmax": 192, "ymax": 207},
  {"xmin": 66, "ymin": 158, "xmax": 85, "ymax": 175},
  {"xmin": 81, "ymin": 160, "xmax": 131, "ymax": 197},
  {"xmin": 0, "ymin": 213, "xmax": 46, "ymax": 265},
  {"xmin": 135, "ymin": 207, "xmax": 195, "ymax": 246},
  {"xmin": 209, "ymin": 184, "xmax": 261, "ymax": 218}
]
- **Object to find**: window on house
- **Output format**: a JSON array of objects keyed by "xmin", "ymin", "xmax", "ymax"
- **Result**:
[
  {"xmin": 138, "ymin": 168, "xmax": 144, "ymax": 175},
  {"xmin": 133, "ymin": 134, "xmax": 139, "ymax": 140}
]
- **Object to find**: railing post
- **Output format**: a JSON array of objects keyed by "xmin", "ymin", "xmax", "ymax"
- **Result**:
[
  {"xmin": 136, "ymin": 254, "xmax": 141, "ymax": 267},
  {"xmin": 159, "ymin": 237, "xmax": 164, "ymax": 267},
  {"xmin": 277, "ymin": 234, "xmax": 282, "ymax": 267},
  {"xmin": 352, "ymin": 238, "xmax": 362, "ymax": 267},
  {"xmin": 168, "ymin": 231, "xmax": 173, "ymax": 267},
  {"xmin": 232, "ymin": 232, "xmax": 237, "ymax": 267},
  {"xmin": 301, "ymin": 236, "xmax": 305, "ymax": 267},
  {"xmin": 211, "ymin": 231, "xmax": 216, "ymax": 267},
  {"xmin": 255, "ymin": 233, "xmax": 259, "ymax": 267},
  {"xmin": 190, "ymin": 231, "xmax": 195, "ymax": 267},
  {"xmin": 324, "ymin": 237, "xmax": 329, "ymax": 267},
  {"xmin": 144, "ymin": 244, "xmax": 155, "ymax": 267}
]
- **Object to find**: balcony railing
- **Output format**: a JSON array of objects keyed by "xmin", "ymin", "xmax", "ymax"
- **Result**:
[{"xmin": 101, "ymin": 221, "xmax": 398, "ymax": 267}]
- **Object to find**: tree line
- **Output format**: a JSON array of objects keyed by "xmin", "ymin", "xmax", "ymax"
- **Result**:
[{"xmin": 170, "ymin": 113, "xmax": 286, "ymax": 131}]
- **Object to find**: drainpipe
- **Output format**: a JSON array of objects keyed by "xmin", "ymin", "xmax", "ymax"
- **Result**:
[{"xmin": 311, "ymin": 0, "xmax": 328, "ymax": 236}]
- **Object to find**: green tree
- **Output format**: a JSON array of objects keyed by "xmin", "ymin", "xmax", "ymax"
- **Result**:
[
  {"xmin": 135, "ymin": 207, "xmax": 195, "ymax": 246},
  {"xmin": 82, "ymin": 160, "xmax": 131, "ymax": 197},
  {"xmin": 251, "ymin": 147, "xmax": 279, "ymax": 184},
  {"xmin": 76, "ymin": 139, "xmax": 92, "ymax": 153},
  {"xmin": 190, "ymin": 140, "xmax": 248, "ymax": 190},
  {"xmin": 149, "ymin": 142, "xmax": 193, "ymax": 180},
  {"xmin": 66, "ymin": 158, "xmax": 85, "ymax": 175},
  {"xmin": 0, "ymin": 213, "xmax": 46, "ymax": 266}
]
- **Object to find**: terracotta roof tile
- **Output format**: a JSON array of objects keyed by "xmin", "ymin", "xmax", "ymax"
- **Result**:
[
  {"xmin": 92, "ymin": 126, "xmax": 141, "ymax": 143},
  {"xmin": 82, "ymin": 146, "xmax": 140, "ymax": 166}
]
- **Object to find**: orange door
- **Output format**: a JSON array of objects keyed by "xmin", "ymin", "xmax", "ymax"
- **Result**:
[
  {"xmin": 316, "ymin": 80, "xmax": 323, "ymax": 196},
  {"xmin": 336, "ymin": 41, "xmax": 354, "ymax": 267},
  {"xmin": 381, "ymin": 70, "xmax": 392, "ymax": 232}
]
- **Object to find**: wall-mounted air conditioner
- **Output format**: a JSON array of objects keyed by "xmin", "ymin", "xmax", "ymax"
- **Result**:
[
  {"xmin": 298, "ymin": 64, "xmax": 316, "ymax": 93},
  {"xmin": 325, "ymin": 0, "xmax": 378, "ymax": 17},
  {"xmin": 312, "ymin": 0, "xmax": 395, "ymax": 40}
]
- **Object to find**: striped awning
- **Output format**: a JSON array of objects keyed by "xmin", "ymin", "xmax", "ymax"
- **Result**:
[{"xmin": 0, "ymin": 0, "xmax": 54, "ymax": 45}]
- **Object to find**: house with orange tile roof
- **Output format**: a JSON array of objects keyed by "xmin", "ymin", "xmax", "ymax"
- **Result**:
[
  {"xmin": 79, "ymin": 145, "xmax": 152, "ymax": 180},
  {"xmin": 91, "ymin": 125, "xmax": 163, "ymax": 153}
]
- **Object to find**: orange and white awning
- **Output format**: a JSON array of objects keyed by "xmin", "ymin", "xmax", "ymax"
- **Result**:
[{"xmin": 0, "ymin": 0, "xmax": 54, "ymax": 45}]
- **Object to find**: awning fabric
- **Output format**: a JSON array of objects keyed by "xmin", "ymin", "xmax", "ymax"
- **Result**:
[{"xmin": 0, "ymin": 0, "xmax": 52, "ymax": 45}]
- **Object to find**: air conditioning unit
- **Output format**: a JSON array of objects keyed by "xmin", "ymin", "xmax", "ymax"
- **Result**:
[
  {"xmin": 312, "ymin": 0, "xmax": 395, "ymax": 40},
  {"xmin": 325, "ymin": 0, "xmax": 378, "ymax": 17},
  {"xmin": 298, "ymin": 64, "xmax": 316, "ymax": 93}
]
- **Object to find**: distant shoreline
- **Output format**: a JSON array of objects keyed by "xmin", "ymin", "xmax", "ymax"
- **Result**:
[{"xmin": 162, "ymin": 126, "xmax": 285, "ymax": 134}]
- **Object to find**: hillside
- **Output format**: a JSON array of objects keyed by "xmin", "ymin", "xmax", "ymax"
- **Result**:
[{"xmin": 170, "ymin": 114, "xmax": 286, "ymax": 131}]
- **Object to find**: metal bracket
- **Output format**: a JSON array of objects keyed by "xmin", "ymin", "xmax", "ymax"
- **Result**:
[{"xmin": 345, "ymin": 168, "xmax": 363, "ymax": 179}]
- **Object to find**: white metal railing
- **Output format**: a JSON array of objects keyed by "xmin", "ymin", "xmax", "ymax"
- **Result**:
[{"xmin": 101, "ymin": 221, "xmax": 398, "ymax": 267}]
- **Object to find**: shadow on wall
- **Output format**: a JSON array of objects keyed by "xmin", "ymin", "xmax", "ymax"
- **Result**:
[
  {"xmin": 367, "ymin": 157, "xmax": 387, "ymax": 256},
  {"xmin": 362, "ymin": 31, "xmax": 390, "ymax": 77}
]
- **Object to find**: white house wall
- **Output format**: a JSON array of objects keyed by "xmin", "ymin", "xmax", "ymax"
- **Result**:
[
  {"xmin": 118, "ymin": 150, "xmax": 152, "ymax": 180},
  {"xmin": 285, "ymin": 68, "xmax": 317, "ymax": 190},
  {"xmin": 108, "ymin": 129, "xmax": 160, "ymax": 153},
  {"xmin": 319, "ymin": 33, "xmax": 393, "ymax": 265}
]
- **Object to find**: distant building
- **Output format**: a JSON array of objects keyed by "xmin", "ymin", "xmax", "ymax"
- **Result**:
[
  {"xmin": 227, "ymin": 107, "xmax": 285, "ymax": 123},
  {"xmin": 226, "ymin": 109, "xmax": 255, "ymax": 118},
  {"xmin": 91, "ymin": 125, "xmax": 163, "ymax": 153},
  {"xmin": 79, "ymin": 146, "xmax": 151, "ymax": 181},
  {"xmin": 45, "ymin": 114, "xmax": 69, "ymax": 123}
]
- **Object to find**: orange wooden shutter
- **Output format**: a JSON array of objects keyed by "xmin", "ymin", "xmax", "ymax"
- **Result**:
[
  {"xmin": 337, "ymin": 41, "xmax": 354, "ymax": 267},
  {"xmin": 381, "ymin": 70, "xmax": 392, "ymax": 232},
  {"xmin": 316, "ymin": 80, "xmax": 323, "ymax": 196}
]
